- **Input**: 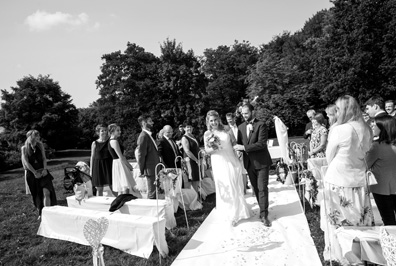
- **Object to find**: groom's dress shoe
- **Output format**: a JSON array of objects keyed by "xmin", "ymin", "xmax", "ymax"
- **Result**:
[{"xmin": 261, "ymin": 216, "xmax": 271, "ymax": 227}]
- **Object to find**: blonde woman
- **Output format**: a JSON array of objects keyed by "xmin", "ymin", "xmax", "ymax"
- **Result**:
[
  {"xmin": 204, "ymin": 110, "xmax": 251, "ymax": 226},
  {"xmin": 21, "ymin": 130, "xmax": 57, "ymax": 217},
  {"xmin": 108, "ymin": 124, "xmax": 141, "ymax": 197},
  {"xmin": 321, "ymin": 95, "xmax": 374, "ymax": 264}
]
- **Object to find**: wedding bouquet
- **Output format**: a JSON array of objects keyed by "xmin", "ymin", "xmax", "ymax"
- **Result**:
[{"xmin": 206, "ymin": 134, "xmax": 221, "ymax": 150}]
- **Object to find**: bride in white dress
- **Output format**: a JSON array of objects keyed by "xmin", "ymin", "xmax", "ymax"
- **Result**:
[{"xmin": 204, "ymin": 110, "xmax": 252, "ymax": 226}]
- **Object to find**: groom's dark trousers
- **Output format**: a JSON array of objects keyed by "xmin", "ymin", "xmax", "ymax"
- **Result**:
[{"xmin": 238, "ymin": 119, "xmax": 272, "ymax": 218}]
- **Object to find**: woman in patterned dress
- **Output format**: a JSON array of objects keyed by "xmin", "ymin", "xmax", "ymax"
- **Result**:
[
  {"xmin": 321, "ymin": 95, "xmax": 374, "ymax": 264},
  {"xmin": 309, "ymin": 113, "xmax": 328, "ymax": 158}
]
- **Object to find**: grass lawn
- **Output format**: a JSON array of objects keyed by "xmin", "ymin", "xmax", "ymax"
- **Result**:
[{"xmin": 0, "ymin": 149, "xmax": 337, "ymax": 266}]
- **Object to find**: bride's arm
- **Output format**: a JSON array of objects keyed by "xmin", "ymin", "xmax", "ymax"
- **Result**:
[{"xmin": 227, "ymin": 130, "xmax": 237, "ymax": 146}]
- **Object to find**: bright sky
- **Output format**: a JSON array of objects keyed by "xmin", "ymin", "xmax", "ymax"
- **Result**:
[{"xmin": 0, "ymin": 0, "xmax": 333, "ymax": 108}]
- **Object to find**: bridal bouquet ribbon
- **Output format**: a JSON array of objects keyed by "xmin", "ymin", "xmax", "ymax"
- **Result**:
[
  {"xmin": 83, "ymin": 217, "xmax": 109, "ymax": 266},
  {"xmin": 206, "ymin": 134, "xmax": 221, "ymax": 150}
]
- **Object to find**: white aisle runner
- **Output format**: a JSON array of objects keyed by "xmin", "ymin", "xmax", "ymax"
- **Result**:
[{"xmin": 172, "ymin": 175, "xmax": 322, "ymax": 266}]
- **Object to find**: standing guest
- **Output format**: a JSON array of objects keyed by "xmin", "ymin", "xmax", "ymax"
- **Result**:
[
  {"xmin": 385, "ymin": 99, "xmax": 396, "ymax": 116},
  {"xmin": 108, "ymin": 124, "xmax": 140, "ymax": 197},
  {"xmin": 136, "ymin": 115, "xmax": 160, "ymax": 199},
  {"xmin": 21, "ymin": 130, "xmax": 57, "ymax": 217},
  {"xmin": 321, "ymin": 95, "xmax": 374, "ymax": 263},
  {"xmin": 365, "ymin": 95, "xmax": 387, "ymax": 119},
  {"xmin": 181, "ymin": 124, "xmax": 200, "ymax": 193},
  {"xmin": 226, "ymin": 112, "xmax": 248, "ymax": 194},
  {"xmin": 366, "ymin": 115, "xmax": 396, "ymax": 225},
  {"xmin": 234, "ymin": 103, "xmax": 272, "ymax": 227},
  {"xmin": 158, "ymin": 125, "xmax": 181, "ymax": 168},
  {"xmin": 303, "ymin": 109, "xmax": 316, "ymax": 140},
  {"xmin": 204, "ymin": 110, "xmax": 251, "ymax": 226},
  {"xmin": 325, "ymin": 104, "xmax": 337, "ymax": 128},
  {"xmin": 172, "ymin": 124, "xmax": 185, "ymax": 141},
  {"xmin": 309, "ymin": 113, "xmax": 328, "ymax": 158},
  {"xmin": 90, "ymin": 124, "xmax": 113, "ymax": 196}
]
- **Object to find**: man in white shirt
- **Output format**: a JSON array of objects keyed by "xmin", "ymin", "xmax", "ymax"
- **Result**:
[
  {"xmin": 385, "ymin": 100, "xmax": 396, "ymax": 116},
  {"xmin": 365, "ymin": 95, "xmax": 387, "ymax": 118},
  {"xmin": 158, "ymin": 125, "xmax": 181, "ymax": 168}
]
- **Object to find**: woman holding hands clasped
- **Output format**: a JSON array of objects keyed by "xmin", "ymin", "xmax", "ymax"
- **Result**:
[
  {"xmin": 321, "ymin": 95, "xmax": 374, "ymax": 264},
  {"xmin": 204, "ymin": 110, "xmax": 251, "ymax": 226},
  {"xmin": 108, "ymin": 124, "xmax": 141, "ymax": 198},
  {"xmin": 365, "ymin": 115, "xmax": 396, "ymax": 225},
  {"xmin": 21, "ymin": 130, "xmax": 57, "ymax": 217}
]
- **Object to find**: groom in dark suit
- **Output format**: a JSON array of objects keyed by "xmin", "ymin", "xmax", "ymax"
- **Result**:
[
  {"xmin": 136, "ymin": 114, "xmax": 160, "ymax": 199},
  {"xmin": 234, "ymin": 103, "xmax": 272, "ymax": 226}
]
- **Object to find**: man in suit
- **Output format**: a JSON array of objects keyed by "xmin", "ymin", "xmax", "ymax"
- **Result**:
[
  {"xmin": 136, "ymin": 114, "xmax": 160, "ymax": 199},
  {"xmin": 234, "ymin": 103, "xmax": 272, "ymax": 227},
  {"xmin": 385, "ymin": 99, "xmax": 396, "ymax": 117},
  {"xmin": 158, "ymin": 125, "xmax": 181, "ymax": 168},
  {"xmin": 365, "ymin": 95, "xmax": 387, "ymax": 119}
]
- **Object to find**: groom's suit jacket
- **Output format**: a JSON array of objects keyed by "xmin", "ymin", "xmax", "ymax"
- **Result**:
[
  {"xmin": 237, "ymin": 119, "xmax": 272, "ymax": 170},
  {"xmin": 136, "ymin": 130, "xmax": 160, "ymax": 176}
]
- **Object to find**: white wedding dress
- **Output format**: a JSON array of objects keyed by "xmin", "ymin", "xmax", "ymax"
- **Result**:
[{"xmin": 210, "ymin": 130, "xmax": 251, "ymax": 224}]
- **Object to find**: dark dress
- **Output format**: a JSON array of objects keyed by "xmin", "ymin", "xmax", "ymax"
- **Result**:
[
  {"xmin": 25, "ymin": 144, "xmax": 57, "ymax": 215},
  {"xmin": 92, "ymin": 139, "xmax": 113, "ymax": 187},
  {"xmin": 183, "ymin": 135, "xmax": 200, "ymax": 181}
]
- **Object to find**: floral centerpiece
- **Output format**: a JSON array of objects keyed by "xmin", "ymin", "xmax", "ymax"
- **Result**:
[
  {"xmin": 206, "ymin": 133, "xmax": 221, "ymax": 150},
  {"xmin": 299, "ymin": 170, "xmax": 319, "ymax": 206}
]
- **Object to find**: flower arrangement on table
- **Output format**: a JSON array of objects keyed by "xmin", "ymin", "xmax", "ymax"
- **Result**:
[
  {"xmin": 155, "ymin": 168, "xmax": 180, "ymax": 200},
  {"xmin": 206, "ymin": 133, "xmax": 221, "ymax": 150},
  {"xmin": 299, "ymin": 170, "xmax": 318, "ymax": 206}
]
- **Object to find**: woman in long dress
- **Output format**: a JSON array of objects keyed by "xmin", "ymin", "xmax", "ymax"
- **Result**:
[
  {"xmin": 90, "ymin": 124, "xmax": 113, "ymax": 196},
  {"xmin": 181, "ymin": 124, "xmax": 200, "ymax": 193},
  {"xmin": 321, "ymin": 95, "xmax": 374, "ymax": 264},
  {"xmin": 108, "ymin": 124, "xmax": 141, "ymax": 198},
  {"xmin": 204, "ymin": 110, "xmax": 251, "ymax": 226},
  {"xmin": 21, "ymin": 130, "xmax": 57, "ymax": 216}
]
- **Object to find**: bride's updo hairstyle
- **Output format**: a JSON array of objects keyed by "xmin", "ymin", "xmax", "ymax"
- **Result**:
[{"xmin": 206, "ymin": 110, "xmax": 225, "ymax": 131}]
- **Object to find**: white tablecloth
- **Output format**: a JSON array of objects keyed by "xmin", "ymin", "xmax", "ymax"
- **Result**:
[
  {"xmin": 37, "ymin": 206, "xmax": 168, "ymax": 258},
  {"xmin": 335, "ymin": 226, "xmax": 396, "ymax": 265},
  {"xmin": 66, "ymin": 196, "xmax": 176, "ymax": 229}
]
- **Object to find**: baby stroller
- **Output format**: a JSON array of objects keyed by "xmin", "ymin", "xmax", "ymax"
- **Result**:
[{"xmin": 63, "ymin": 161, "xmax": 96, "ymax": 196}]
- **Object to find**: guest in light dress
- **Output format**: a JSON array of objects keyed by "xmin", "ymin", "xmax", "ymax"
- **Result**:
[{"xmin": 321, "ymin": 95, "xmax": 374, "ymax": 264}]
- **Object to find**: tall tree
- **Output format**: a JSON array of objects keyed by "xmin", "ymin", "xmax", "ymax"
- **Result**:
[
  {"xmin": 313, "ymin": 0, "xmax": 396, "ymax": 104},
  {"xmin": 201, "ymin": 40, "xmax": 259, "ymax": 116},
  {"xmin": 157, "ymin": 39, "xmax": 208, "ymax": 130},
  {"xmin": 0, "ymin": 75, "xmax": 78, "ymax": 149}
]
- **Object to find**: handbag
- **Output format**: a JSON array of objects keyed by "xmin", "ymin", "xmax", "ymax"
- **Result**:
[{"xmin": 366, "ymin": 169, "xmax": 378, "ymax": 186}]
